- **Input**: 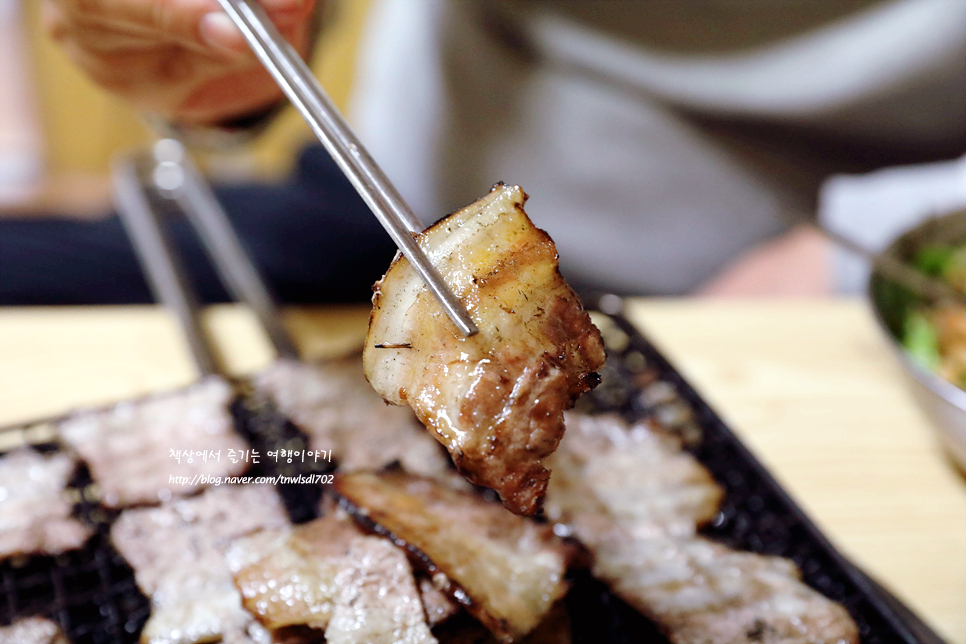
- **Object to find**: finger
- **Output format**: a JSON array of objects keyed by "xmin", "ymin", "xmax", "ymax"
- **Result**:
[
  {"xmin": 49, "ymin": 12, "xmax": 199, "ymax": 54},
  {"xmin": 51, "ymin": 0, "xmax": 309, "ymax": 52},
  {"xmin": 45, "ymin": 0, "xmax": 222, "ymax": 56},
  {"xmin": 50, "ymin": 0, "xmax": 213, "ymax": 48},
  {"xmin": 198, "ymin": 11, "xmax": 246, "ymax": 52},
  {"xmin": 199, "ymin": 1, "xmax": 313, "ymax": 53}
]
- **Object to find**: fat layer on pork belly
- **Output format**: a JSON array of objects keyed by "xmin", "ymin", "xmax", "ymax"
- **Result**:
[
  {"xmin": 364, "ymin": 184, "xmax": 605, "ymax": 516},
  {"xmin": 59, "ymin": 376, "xmax": 248, "ymax": 507},
  {"xmin": 0, "ymin": 448, "xmax": 92, "ymax": 560},
  {"xmin": 110, "ymin": 484, "xmax": 289, "ymax": 644},
  {"xmin": 335, "ymin": 469, "xmax": 569, "ymax": 643},
  {"xmin": 546, "ymin": 413, "xmax": 859, "ymax": 644}
]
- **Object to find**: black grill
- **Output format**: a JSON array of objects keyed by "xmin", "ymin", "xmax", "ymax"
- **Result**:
[
  {"xmin": 0, "ymin": 307, "xmax": 946, "ymax": 644},
  {"xmin": 0, "ymin": 454, "xmax": 149, "ymax": 643}
]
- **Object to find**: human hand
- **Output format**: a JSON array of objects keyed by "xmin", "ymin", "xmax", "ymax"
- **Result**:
[
  {"xmin": 696, "ymin": 225, "xmax": 833, "ymax": 297},
  {"xmin": 42, "ymin": 0, "xmax": 317, "ymax": 125}
]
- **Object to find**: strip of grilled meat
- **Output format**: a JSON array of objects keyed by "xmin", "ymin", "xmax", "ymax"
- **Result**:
[{"xmin": 364, "ymin": 184, "xmax": 605, "ymax": 515}]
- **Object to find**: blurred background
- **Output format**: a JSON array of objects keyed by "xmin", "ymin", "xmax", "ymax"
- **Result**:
[
  {"xmin": 0, "ymin": 0, "xmax": 372, "ymax": 219},
  {"xmin": 2, "ymin": 0, "xmax": 965, "ymax": 301}
]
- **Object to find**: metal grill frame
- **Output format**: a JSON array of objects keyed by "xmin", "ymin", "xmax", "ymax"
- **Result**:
[{"xmin": 0, "ymin": 308, "xmax": 946, "ymax": 644}]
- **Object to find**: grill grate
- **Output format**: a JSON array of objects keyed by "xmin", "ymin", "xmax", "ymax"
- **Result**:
[
  {"xmin": 572, "ymin": 307, "xmax": 946, "ymax": 644},
  {"xmin": 0, "ymin": 454, "xmax": 149, "ymax": 643},
  {"xmin": 0, "ymin": 307, "xmax": 946, "ymax": 643},
  {"xmin": 229, "ymin": 385, "xmax": 334, "ymax": 525}
]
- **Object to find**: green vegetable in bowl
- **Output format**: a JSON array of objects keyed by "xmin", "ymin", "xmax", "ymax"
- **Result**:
[
  {"xmin": 912, "ymin": 244, "xmax": 966, "ymax": 288},
  {"xmin": 898, "ymin": 243, "xmax": 966, "ymax": 387},
  {"xmin": 903, "ymin": 310, "xmax": 941, "ymax": 371},
  {"xmin": 913, "ymin": 245, "xmax": 955, "ymax": 274}
]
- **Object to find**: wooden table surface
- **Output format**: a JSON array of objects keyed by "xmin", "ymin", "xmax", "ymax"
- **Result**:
[{"xmin": 0, "ymin": 298, "xmax": 962, "ymax": 643}]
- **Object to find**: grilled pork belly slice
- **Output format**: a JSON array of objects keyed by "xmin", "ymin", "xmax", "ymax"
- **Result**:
[
  {"xmin": 335, "ymin": 470, "xmax": 569, "ymax": 643},
  {"xmin": 110, "ymin": 485, "xmax": 289, "ymax": 644},
  {"xmin": 253, "ymin": 357, "xmax": 452, "ymax": 481},
  {"xmin": 0, "ymin": 617, "xmax": 69, "ymax": 644},
  {"xmin": 546, "ymin": 413, "xmax": 859, "ymax": 644},
  {"xmin": 364, "ymin": 184, "xmax": 605, "ymax": 516},
  {"xmin": 590, "ymin": 531, "xmax": 859, "ymax": 644},
  {"xmin": 0, "ymin": 448, "xmax": 92, "ymax": 559},
  {"xmin": 228, "ymin": 509, "xmax": 455, "ymax": 637},
  {"xmin": 227, "ymin": 510, "xmax": 362, "ymax": 631},
  {"xmin": 545, "ymin": 413, "xmax": 722, "ymax": 538},
  {"xmin": 59, "ymin": 377, "xmax": 248, "ymax": 507},
  {"xmin": 326, "ymin": 537, "xmax": 438, "ymax": 644}
]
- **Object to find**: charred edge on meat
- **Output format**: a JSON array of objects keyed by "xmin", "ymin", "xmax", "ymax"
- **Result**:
[{"xmin": 334, "ymin": 493, "xmax": 515, "ymax": 640}]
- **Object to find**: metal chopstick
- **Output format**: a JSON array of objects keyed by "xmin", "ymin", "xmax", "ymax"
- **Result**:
[
  {"xmin": 112, "ymin": 156, "xmax": 221, "ymax": 377},
  {"xmin": 214, "ymin": 0, "xmax": 478, "ymax": 337},
  {"xmin": 148, "ymin": 138, "xmax": 301, "ymax": 360}
]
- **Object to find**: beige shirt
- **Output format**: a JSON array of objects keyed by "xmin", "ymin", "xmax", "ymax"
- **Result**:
[{"xmin": 351, "ymin": 0, "xmax": 966, "ymax": 294}]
